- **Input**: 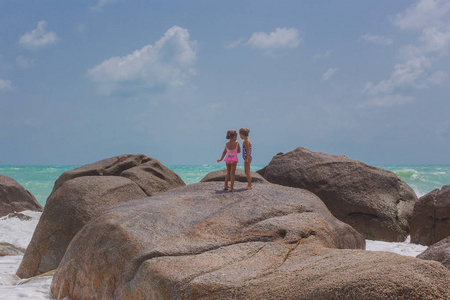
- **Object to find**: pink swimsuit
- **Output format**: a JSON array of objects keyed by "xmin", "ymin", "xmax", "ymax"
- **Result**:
[{"xmin": 224, "ymin": 143, "xmax": 239, "ymax": 163}]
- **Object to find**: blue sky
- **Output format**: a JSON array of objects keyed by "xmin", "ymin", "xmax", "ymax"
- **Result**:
[{"xmin": 1, "ymin": 0, "xmax": 450, "ymax": 165}]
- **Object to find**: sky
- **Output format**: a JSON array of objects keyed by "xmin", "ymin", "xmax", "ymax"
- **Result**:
[{"xmin": 1, "ymin": 0, "xmax": 450, "ymax": 166}]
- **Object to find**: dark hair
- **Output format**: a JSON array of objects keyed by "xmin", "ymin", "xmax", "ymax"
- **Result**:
[
  {"xmin": 239, "ymin": 127, "xmax": 250, "ymax": 137},
  {"xmin": 226, "ymin": 129, "xmax": 237, "ymax": 139}
]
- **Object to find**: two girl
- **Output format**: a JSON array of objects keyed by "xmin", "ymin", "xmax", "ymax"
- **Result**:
[{"xmin": 217, "ymin": 128, "xmax": 252, "ymax": 191}]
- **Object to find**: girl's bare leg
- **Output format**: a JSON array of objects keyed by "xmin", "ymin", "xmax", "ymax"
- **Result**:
[
  {"xmin": 224, "ymin": 163, "xmax": 231, "ymax": 189},
  {"xmin": 230, "ymin": 162, "xmax": 237, "ymax": 191},
  {"xmin": 244, "ymin": 160, "xmax": 253, "ymax": 189}
]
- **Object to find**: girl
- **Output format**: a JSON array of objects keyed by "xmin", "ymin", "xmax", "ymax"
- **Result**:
[
  {"xmin": 217, "ymin": 129, "xmax": 241, "ymax": 191},
  {"xmin": 239, "ymin": 128, "xmax": 252, "ymax": 190}
]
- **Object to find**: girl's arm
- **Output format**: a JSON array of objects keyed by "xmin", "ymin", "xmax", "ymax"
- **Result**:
[
  {"xmin": 217, "ymin": 147, "xmax": 227, "ymax": 162},
  {"xmin": 237, "ymin": 142, "xmax": 241, "ymax": 153}
]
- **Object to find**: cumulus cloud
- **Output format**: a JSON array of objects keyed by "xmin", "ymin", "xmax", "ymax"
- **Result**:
[
  {"xmin": 394, "ymin": 0, "xmax": 450, "ymax": 30},
  {"xmin": 87, "ymin": 26, "xmax": 197, "ymax": 96},
  {"xmin": 0, "ymin": 79, "xmax": 13, "ymax": 91},
  {"xmin": 321, "ymin": 68, "xmax": 338, "ymax": 81},
  {"xmin": 19, "ymin": 21, "xmax": 57, "ymax": 49},
  {"xmin": 359, "ymin": 34, "xmax": 393, "ymax": 45},
  {"xmin": 363, "ymin": 0, "xmax": 450, "ymax": 107},
  {"xmin": 370, "ymin": 94, "xmax": 414, "ymax": 107},
  {"xmin": 247, "ymin": 27, "xmax": 302, "ymax": 50}
]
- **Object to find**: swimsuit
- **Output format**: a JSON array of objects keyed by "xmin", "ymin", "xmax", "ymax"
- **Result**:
[
  {"xmin": 243, "ymin": 140, "xmax": 252, "ymax": 160},
  {"xmin": 224, "ymin": 143, "xmax": 239, "ymax": 163}
]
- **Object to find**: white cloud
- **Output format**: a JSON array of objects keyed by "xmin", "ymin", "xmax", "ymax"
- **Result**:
[
  {"xmin": 19, "ymin": 21, "xmax": 57, "ymax": 49},
  {"xmin": 87, "ymin": 26, "xmax": 197, "ymax": 96},
  {"xmin": 394, "ymin": 0, "xmax": 450, "ymax": 30},
  {"xmin": 16, "ymin": 56, "xmax": 35, "ymax": 68},
  {"xmin": 225, "ymin": 38, "xmax": 244, "ymax": 49},
  {"xmin": 359, "ymin": 34, "xmax": 393, "ymax": 45},
  {"xmin": 246, "ymin": 27, "xmax": 302, "ymax": 50},
  {"xmin": 362, "ymin": 0, "xmax": 450, "ymax": 107},
  {"xmin": 370, "ymin": 94, "xmax": 414, "ymax": 107},
  {"xmin": 0, "ymin": 79, "xmax": 13, "ymax": 91},
  {"xmin": 321, "ymin": 68, "xmax": 337, "ymax": 81},
  {"xmin": 428, "ymin": 70, "xmax": 448, "ymax": 84},
  {"xmin": 91, "ymin": 0, "xmax": 119, "ymax": 11},
  {"xmin": 313, "ymin": 50, "xmax": 332, "ymax": 59}
]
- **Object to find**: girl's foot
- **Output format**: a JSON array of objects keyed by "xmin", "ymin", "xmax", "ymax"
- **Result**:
[
  {"xmin": 229, "ymin": 187, "xmax": 236, "ymax": 192},
  {"xmin": 223, "ymin": 186, "xmax": 230, "ymax": 190},
  {"xmin": 243, "ymin": 186, "xmax": 253, "ymax": 190}
]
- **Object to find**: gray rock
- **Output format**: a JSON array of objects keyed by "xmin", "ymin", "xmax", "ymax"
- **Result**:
[
  {"xmin": 51, "ymin": 182, "xmax": 366, "ymax": 299},
  {"xmin": 200, "ymin": 169, "xmax": 268, "ymax": 184},
  {"xmin": 417, "ymin": 236, "xmax": 450, "ymax": 270},
  {"xmin": 17, "ymin": 154, "xmax": 185, "ymax": 279},
  {"xmin": 0, "ymin": 174, "xmax": 42, "ymax": 217},
  {"xmin": 410, "ymin": 185, "xmax": 450, "ymax": 245},
  {"xmin": 0, "ymin": 242, "xmax": 24, "ymax": 256},
  {"xmin": 258, "ymin": 147, "xmax": 418, "ymax": 242}
]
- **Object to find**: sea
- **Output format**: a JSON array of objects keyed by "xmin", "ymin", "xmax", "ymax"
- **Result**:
[{"xmin": 1, "ymin": 164, "xmax": 448, "ymax": 299}]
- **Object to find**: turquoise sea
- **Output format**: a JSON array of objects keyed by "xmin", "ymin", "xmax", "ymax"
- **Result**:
[
  {"xmin": 1, "ymin": 164, "xmax": 449, "ymax": 206},
  {"xmin": 0, "ymin": 164, "xmax": 265, "ymax": 206}
]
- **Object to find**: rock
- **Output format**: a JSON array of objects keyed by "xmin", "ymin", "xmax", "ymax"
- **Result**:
[
  {"xmin": 17, "ymin": 176, "xmax": 148, "ymax": 278},
  {"xmin": 258, "ymin": 147, "xmax": 417, "ymax": 242},
  {"xmin": 417, "ymin": 236, "xmax": 450, "ymax": 270},
  {"xmin": 5, "ymin": 212, "xmax": 33, "ymax": 221},
  {"xmin": 0, "ymin": 242, "xmax": 24, "ymax": 256},
  {"xmin": 410, "ymin": 185, "xmax": 450, "ymax": 245},
  {"xmin": 51, "ymin": 182, "xmax": 366, "ymax": 299},
  {"xmin": 17, "ymin": 154, "xmax": 186, "ymax": 279},
  {"xmin": 200, "ymin": 169, "xmax": 268, "ymax": 184},
  {"xmin": 0, "ymin": 174, "xmax": 42, "ymax": 217},
  {"xmin": 51, "ymin": 154, "xmax": 185, "ymax": 196}
]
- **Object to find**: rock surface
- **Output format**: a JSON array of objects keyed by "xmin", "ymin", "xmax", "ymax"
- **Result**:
[
  {"xmin": 51, "ymin": 182, "xmax": 367, "ymax": 299},
  {"xmin": 258, "ymin": 147, "xmax": 418, "ymax": 242},
  {"xmin": 17, "ymin": 154, "xmax": 185, "ymax": 279},
  {"xmin": 200, "ymin": 169, "xmax": 267, "ymax": 184},
  {"xmin": 51, "ymin": 154, "xmax": 185, "ymax": 196},
  {"xmin": 0, "ymin": 174, "xmax": 42, "ymax": 217},
  {"xmin": 418, "ymin": 236, "xmax": 450, "ymax": 270},
  {"xmin": 410, "ymin": 185, "xmax": 450, "ymax": 245},
  {"xmin": 0, "ymin": 242, "xmax": 24, "ymax": 256}
]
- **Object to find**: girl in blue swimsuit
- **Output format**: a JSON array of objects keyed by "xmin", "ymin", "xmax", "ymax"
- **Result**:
[{"xmin": 239, "ymin": 128, "xmax": 252, "ymax": 190}]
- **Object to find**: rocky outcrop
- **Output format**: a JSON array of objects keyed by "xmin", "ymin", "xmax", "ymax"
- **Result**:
[
  {"xmin": 417, "ymin": 236, "xmax": 450, "ymax": 270},
  {"xmin": 17, "ymin": 154, "xmax": 186, "ymax": 279},
  {"xmin": 410, "ymin": 185, "xmax": 450, "ymax": 246},
  {"xmin": 0, "ymin": 242, "xmax": 24, "ymax": 256},
  {"xmin": 51, "ymin": 182, "xmax": 369, "ymax": 299},
  {"xmin": 200, "ymin": 169, "xmax": 268, "ymax": 184},
  {"xmin": 51, "ymin": 154, "xmax": 185, "ymax": 196},
  {"xmin": 0, "ymin": 174, "xmax": 42, "ymax": 217},
  {"xmin": 258, "ymin": 147, "xmax": 418, "ymax": 242}
]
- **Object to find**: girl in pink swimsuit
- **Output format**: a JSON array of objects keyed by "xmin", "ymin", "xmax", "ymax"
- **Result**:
[{"xmin": 217, "ymin": 129, "xmax": 241, "ymax": 191}]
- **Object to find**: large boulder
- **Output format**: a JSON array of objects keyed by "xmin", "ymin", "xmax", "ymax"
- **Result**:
[
  {"xmin": 417, "ymin": 236, "xmax": 450, "ymax": 270},
  {"xmin": 200, "ymin": 169, "xmax": 268, "ymax": 184},
  {"xmin": 258, "ymin": 147, "xmax": 418, "ymax": 242},
  {"xmin": 51, "ymin": 182, "xmax": 368, "ymax": 299},
  {"xmin": 0, "ymin": 174, "xmax": 42, "ymax": 217},
  {"xmin": 17, "ymin": 154, "xmax": 185, "ymax": 279},
  {"xmin": 410, "ymin": 185, "xmax": 450, "ymax": 245},
  {"xmin": 51, "ymin": 154, "xmax": 185, "ymax": 196}
]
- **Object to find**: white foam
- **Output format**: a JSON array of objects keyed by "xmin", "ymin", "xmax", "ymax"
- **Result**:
[
  {"xmin": 365, "ymin": 236, "xmax": 427, "ymax": 257},
  {"xmin": 0, "ymin": 211, "xmax": 42, "ymax": 250},
  {"xmin": 0, "ymin": 256, "xmax": 53, "ymax": 300}
]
